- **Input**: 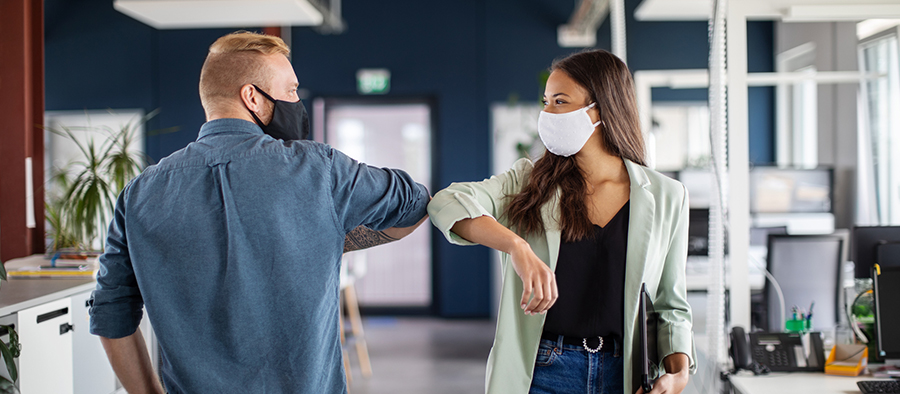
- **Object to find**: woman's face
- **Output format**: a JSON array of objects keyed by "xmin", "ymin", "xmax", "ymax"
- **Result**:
[{"xmin": 542, "ymin": 70, "xmax": 600, "ymax": 124}]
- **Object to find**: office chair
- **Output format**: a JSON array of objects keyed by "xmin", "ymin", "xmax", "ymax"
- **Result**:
[
  {"xmin": 749, "ymin": 227, "xmax": 788, "ymax": 329},
  {"xmin": 764, "ymin": 232, "xmax": 846, "ymax": 332}
]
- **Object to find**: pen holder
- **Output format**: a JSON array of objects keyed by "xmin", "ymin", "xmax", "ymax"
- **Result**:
[{"xmin": 786, "ymin": 318, "xmax": 812, "ymax": 333}]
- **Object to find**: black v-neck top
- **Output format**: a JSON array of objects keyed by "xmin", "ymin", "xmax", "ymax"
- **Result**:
[{"xmin": 542, "ymin": 201, "xmax": 629, "ymax": 340}]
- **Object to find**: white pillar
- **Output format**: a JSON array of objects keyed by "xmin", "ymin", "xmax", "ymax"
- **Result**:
[
  {"xmin": 610, "ymin": 0, "xmax": 627, "ymax": 64},
  {"xmin": 726, "ymin": 2, "xmax": 751, "ymax": 331}
]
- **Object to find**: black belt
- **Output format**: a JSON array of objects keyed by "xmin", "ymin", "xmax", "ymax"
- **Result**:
[{"xmin": 541, "ymin": 332, "xmax": 617, "ymax": 353}]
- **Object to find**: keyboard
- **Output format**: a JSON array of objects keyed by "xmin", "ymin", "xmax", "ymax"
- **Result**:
[{"xmin": 858, "ymin": 380, "xmax": 900, "ymax": 393}]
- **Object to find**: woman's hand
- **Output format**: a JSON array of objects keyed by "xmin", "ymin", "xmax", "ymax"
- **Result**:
[
  {"xmin": 634, "ymin": 371, "xmax": 688, "ymax": 394},
  {"xmin": 508, "ymin": 239, "xmax": 558, "ymax": 315},
  {"xmin": 636, "ymin": 353, "xmax": 690, "ymax": 394},
  {"xmin": 448, "ymin": 215, "xmax": 557, "ymax": 315}
]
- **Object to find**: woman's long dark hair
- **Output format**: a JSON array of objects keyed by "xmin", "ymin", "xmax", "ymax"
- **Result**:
[{"xmin": 503, "ymin": 49, "xmax": 646, "ymax": 242}]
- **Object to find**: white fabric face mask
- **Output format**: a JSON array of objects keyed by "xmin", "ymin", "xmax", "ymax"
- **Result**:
[{"xmin": 538, "ymin": 102, "xmax": 602, "ymax": 157}]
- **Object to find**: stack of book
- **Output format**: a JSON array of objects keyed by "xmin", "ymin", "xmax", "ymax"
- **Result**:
[{"xmin": 6, "ymin": 253, "xmax": 99, "ymax": 279}]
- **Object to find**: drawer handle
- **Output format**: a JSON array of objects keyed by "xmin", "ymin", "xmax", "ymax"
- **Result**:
[
  {"xmin": 59, "ymin": 323, "xmax": 74, "ymax": 335},
  {"xmin": 0, "ymin": 324, "xmax": 14, "ymax": 337},
  {"xmin": 36, "ymin": 307, "xmax": 69, "ymax": 324}
]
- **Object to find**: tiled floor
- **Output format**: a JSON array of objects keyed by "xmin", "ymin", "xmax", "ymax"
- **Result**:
[
  {"xmin": 344, "ymin": 317, "xmax": 717, "ymax": 394},
  {"xmin": 345, "ymin": 317, "xmax": 495, "ymax": 394}
]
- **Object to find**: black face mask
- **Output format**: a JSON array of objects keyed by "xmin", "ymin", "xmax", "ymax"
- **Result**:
[{"xmin": 249, "ymin": 84, "xmax": 310, "ymax": 141}]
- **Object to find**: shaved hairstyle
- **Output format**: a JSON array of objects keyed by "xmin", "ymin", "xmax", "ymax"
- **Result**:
[{"xmin": 199, "ymin": 31, "xmax": 290, "ymax": 114}]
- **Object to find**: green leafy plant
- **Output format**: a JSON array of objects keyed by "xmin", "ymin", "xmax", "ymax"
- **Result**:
[
  {"xmin": 0, "ymin": 324, "xmax": 20, "ymax": 394},
  {"xmin": 45, "ymin": 109, "xmax": 159, "ymax": 252}
]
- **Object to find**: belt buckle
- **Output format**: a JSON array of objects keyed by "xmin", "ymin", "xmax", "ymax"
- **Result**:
[{"xmin": 582, "ymin": 336, "xmax": 603, "ymax": 353}]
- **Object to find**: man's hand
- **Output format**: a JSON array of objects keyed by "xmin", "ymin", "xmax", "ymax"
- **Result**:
[
  {"xmin": 508, "ymin": 238, "xmax": 558, "ymax": 315},
  {"xmin": 635, "ymin": 353, "xmax": 690, "ymax": 394}
]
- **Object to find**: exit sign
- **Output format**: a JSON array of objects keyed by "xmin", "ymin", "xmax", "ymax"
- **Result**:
[{"xmin": 357, "ymin": 69, "xmax": 390, "ymax": 95}]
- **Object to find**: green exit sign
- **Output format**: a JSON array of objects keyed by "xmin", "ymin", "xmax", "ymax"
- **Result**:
[{"xmin": 357, "ymin": 69, "xmax": 390, "ymax": 95}]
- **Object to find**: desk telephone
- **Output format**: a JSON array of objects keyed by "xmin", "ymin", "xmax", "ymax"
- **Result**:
[{"xmin": 730, "ymin": 326, "xmax": 825, "ymax": 373}]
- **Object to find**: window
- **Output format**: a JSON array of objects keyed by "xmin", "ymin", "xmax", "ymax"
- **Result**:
[
  {"xmin": 858, "ymin": 30, "xmax": 900, "ymax": 224},
  {"xmin": 777, "ymin": 43, "xmax": 818, "ymax": 168},
  {"xmin": 649, "ymin": 103, "xmax": 711, "ymax": 171}
]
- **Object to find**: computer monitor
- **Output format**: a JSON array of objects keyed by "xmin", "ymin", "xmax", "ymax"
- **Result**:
[
  {"xmin": 851, "ymin": 226, "xmax": 900, "ymax": 278},
  {"xmin": 873, "ymin": 266, "xmax": 900, "ymax": 360},
  {"xmin": 688, "ymin": 208, "xmax": 709, "ymax": 256},
  {"xmin": 749, "ymin": 167, "xmax": 832, "ymax": 214},
  {"xmin": 765, "ymin": 233, "xmax": 845, "ymax": 332}
]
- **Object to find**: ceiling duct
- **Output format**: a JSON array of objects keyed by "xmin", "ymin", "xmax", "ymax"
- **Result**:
[
  {"xmin": 113, "ymin": 0, "xmax": 344, "ymax": 32},
  {"xmin": 309, "ymin": 0, "xmax": 345, "ymax": 34},
  {"xmin": 558, "ymin": 0, "xmax": 610, "ymax": 47}
]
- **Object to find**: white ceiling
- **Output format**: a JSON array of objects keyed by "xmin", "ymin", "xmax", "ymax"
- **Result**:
[
  {"xmin": 113, "ymin": 0, "xmax": 324, "ymax": 30},
  {"xmin": 635, "ymin": 0, "xmax": 900, "ymax": 22},
  {"xmin": 635, "ymin": 0, "xmax": 711, "ymax": 21}
]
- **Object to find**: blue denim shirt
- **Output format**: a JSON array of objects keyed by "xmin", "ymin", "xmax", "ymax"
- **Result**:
[{"xmin": 90, "ymin": 118, "xmax": 429, "ymax": 393}]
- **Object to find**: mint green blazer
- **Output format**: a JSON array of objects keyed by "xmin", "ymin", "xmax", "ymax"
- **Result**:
[{"xmin": 428, "ymin": 158, "xmax": 696, "ymax": 394}]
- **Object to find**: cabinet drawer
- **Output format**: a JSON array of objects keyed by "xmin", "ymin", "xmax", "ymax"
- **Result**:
[{"xmin": 18, "ymin": 298, "xmax": 74, "ymax": 394}]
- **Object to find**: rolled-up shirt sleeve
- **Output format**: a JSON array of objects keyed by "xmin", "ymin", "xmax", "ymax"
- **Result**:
[
  {"xmin": 328, "ymin": 146, "xmax": 429, "ymax": 233},
  {"xmin": 90, "ymin": 186, "xmax": 144, "ymax": 339},
  {"xmin": 428, "ymin": 157, "xmax": 532, "ymax": 246}
]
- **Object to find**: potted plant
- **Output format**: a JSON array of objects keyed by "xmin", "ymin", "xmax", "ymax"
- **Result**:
[
  {"xmin": 0, "ymin": 110, "xmax": 170, "ymax": 393},
  {"xmin": 44, "ymin": 109, "xmax": 163, "ymax": 254}
]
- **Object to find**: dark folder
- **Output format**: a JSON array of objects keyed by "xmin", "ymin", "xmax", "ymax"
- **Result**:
[{"xmin": 639, "ymin": 283, "xmax": 659, "ymax": 393}]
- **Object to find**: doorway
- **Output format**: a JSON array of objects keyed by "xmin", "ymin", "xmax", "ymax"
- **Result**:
[{"xmin": 314, "ymin": 98, "xmax": 435, "ymax": 311}]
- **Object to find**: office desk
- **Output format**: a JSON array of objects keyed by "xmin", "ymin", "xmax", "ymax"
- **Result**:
[
  {"xmin": 685, "ymin": 271, "xmax": 766, "ymax": 291},
  {"xmin": 730, "ymin": 371, "xmax": 871, "ymax": 394},
  {"xmin": 685, "ymin": 255, "xmax": 766, "ymax": 291}
]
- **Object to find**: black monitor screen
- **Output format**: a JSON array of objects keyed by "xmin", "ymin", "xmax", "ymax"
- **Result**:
[
  {"xmin": 874, "ymin": 267, "xmax": 900, "ymax": 359},
  {"xmin": 749, "ymin": 167, "xmax": 832, "ymax": 214},
  {"xmin": 852, "ymin": 226, "xmax": 900, "ymax": 278},
  {"xmin": 688, "ymin": 208, "xmax": 709, "ymax": 256}
]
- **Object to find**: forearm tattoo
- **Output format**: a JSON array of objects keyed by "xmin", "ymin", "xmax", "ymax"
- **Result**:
[{"xmin": 343, "ymin": 225, "xmax": 399, "ymax": 253}]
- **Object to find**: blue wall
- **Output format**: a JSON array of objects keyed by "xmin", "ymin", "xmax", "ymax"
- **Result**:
[{"xmin": 45, "ymin": 0, "xmax": 774, "ymax": 317}]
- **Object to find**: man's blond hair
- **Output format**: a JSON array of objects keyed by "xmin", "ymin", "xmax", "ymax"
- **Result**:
[{"xmin": 199, "ymin": 31, "xmax": 290, "ymax": 113}]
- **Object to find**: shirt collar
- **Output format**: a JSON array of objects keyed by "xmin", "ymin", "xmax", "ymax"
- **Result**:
[{"xmin": 197, "ymin": 118, "xmax": 265, "ymax": 141}]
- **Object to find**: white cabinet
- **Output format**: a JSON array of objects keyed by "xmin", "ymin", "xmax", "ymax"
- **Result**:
[
  {"xmin": 14, "ymin": 291, "xmax": 121, "ymax": 394},
  {"xmin": 0, "ymin": 271, "xmax": 156, "ymax": 394},
  {"xmin": 71, "ymin": 290, "xmax": 117, "ymax": 394},
  {"xmin": 18, "ymin": 297, "xmax": 74, "ymax": 394}
]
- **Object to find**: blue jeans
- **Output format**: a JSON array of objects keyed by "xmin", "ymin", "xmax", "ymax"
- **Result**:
[{"xmin": 529, "ymin": 336, "xmax": 624, "ymax": 394}]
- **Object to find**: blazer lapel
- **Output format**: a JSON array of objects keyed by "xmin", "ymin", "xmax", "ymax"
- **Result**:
[
  {"xmin": 624, "ymin": 159, "xmax": 655, "ymax": 309},
  {"xmin": 621, "ymin": 159, "xmax": 656, "ymax": 392}
]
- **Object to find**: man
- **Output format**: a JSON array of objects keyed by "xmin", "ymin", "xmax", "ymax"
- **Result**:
[{"xmin": 89, "ymin": 31, "xmax": 430, "ymax": 393}]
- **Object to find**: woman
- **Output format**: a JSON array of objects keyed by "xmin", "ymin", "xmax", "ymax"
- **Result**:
[{"xmin": 428, "ymin": 49, "xmax": 695, "ymax": 394}]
